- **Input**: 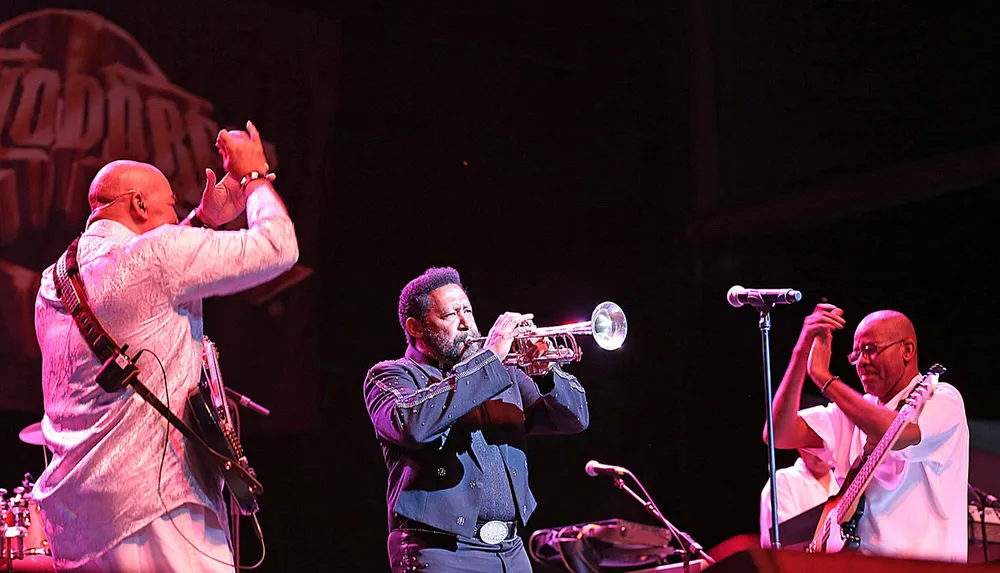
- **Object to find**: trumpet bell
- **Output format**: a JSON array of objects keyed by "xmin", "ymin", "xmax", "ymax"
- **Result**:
[{"xmin": 592, "ymin": 301, "xmax": 627, "ymax": 351}]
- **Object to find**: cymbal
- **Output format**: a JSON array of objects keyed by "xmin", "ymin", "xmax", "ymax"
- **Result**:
[{"xmin": 18, "ymin": 422, "xmax": 45, "ymax": 446}]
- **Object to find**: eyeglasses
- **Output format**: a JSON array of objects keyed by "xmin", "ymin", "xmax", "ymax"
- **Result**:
[{"xmin": 847, "ymin": 340, "xmax": 906, "ymax": 365}]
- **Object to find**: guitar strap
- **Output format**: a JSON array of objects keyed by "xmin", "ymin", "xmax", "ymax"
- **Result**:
[{"xmin": 54, "ymin": 236, "xmax": 240, "ymax": 470}]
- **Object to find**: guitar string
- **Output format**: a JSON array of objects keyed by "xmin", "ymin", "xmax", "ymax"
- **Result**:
[
  {"xmin": 144, "ymin": 348, "xmax": 266, "ymax": 570},
  {"xmin": 835, "ymin": 375, "xmax": 930, "ymax": 524},
  {"xmin": 817, "ymin": 372, "xmax": 934, "ymax": 550}
]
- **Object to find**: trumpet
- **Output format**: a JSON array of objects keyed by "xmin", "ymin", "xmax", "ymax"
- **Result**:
[{"xmin": 466, "ymin": 301, "xmax": 627, "ymax": 376}]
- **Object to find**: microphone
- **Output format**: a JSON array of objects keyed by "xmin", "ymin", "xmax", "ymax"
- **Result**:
[
  {"xmin": 727, "ymin": 285, "xmax": 802, "ymax": 308},
  {"xmin": 971, "ymin": 484, "xmax": 1000, "ymax": 508},
  {"xmin": 225, "ymin": 387, "xmax": 271, "ymax": 417},
  {"xmin": 585, "ymin": 460, "xmax": 629, "ymax": 477}
]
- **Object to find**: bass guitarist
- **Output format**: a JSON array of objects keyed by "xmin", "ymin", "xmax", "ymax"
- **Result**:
[
  {"xmin": 32, "ymin": 121, "xmax": 298, "ymax": 572},
  {"xmin": 765, "ymin": 304, "xmax": 969, "ymax": 562}
]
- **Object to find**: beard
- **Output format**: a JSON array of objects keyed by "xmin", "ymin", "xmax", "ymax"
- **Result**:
[{"xmin": 425, "ymin": 326, "xmax": 482, "ymax": 366}]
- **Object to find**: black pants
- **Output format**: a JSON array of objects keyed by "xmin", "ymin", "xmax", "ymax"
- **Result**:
[{"xmin": 387, "ymin": 527, "xmax": 532, "ymax": 573}]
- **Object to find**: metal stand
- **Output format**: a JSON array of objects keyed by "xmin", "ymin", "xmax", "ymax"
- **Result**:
[
  {"xmin": 228, "ymin": 396, "xmax": 242, "ymax": 570},
  {"xmin": 757, "ymin": 305, "xmax": 782, "ymax": 549},
  {"xmin": 225, "ymin": 388, "xmax": 270, "ymax": 570},
  {"xmin": 969, "ymin": 485, "xmax": 993, "ymax": 564},
  {"xmin": 608, "ymin": 471, "xmax": 715, "ymax": 572}
]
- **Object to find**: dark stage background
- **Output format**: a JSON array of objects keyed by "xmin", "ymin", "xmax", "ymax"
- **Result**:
[{"xmin": 2, "ymin": 1, "xmax": 999, "ymax": 571}]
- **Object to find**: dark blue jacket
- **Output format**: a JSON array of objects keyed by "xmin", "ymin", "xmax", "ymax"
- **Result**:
[{"xmin": 364, "ymin": 345, "xmax": 589, "ymax": 538}]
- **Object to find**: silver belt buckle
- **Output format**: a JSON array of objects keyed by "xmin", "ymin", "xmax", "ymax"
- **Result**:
[{"xmin": 477, "ymin": 520, "xmax": 509, "ymax": 544}]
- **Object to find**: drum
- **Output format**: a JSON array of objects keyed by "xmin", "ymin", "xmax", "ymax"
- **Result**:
[
  {"xmin": 1, "ymin": 486, "xmax": 54, "ymax": 572},
  {"xmin": 20, "ymin": 494, "xmax": 49, "ymax": 558},
  {"xmin": 0, "ymin": 555, "xmax": 55, "ymax": 572}
]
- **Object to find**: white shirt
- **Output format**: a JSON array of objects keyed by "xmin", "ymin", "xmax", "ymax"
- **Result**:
[
  {"xmin": 759, "ymin": 456, "xmax": 839, "ymax": 548},
  {"xmin": 33, "ymin": 185, "xmax": 298, "ymax": 569},
  {"xmin": 800, "ymin": 374, "xmax": 969, "ymax": 562}
]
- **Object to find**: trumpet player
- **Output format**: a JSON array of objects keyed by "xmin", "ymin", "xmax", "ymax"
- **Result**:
[{"xmin": 363, "ymin": 266, "xmax": 590, "ymax": 572}]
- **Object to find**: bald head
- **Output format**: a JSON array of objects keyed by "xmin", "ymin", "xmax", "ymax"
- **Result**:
[
  {"xmin": 88, "ymin": 160, "xmax": 167, "ymax": 210},
  {"xmin": 856, "ymin": 310, "xmax": 917, "ymax": 346},
  {"xmin": 853, "ymin": 309, "xmax": 919, "ymax": 401},
  {"xmin": 87, "ymin": 160, "xmax": 178, "ymax": 232}
]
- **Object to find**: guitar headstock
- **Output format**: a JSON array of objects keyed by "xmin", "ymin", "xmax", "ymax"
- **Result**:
[
  {"xmin": 925, "ymin": 363, "xmax": 945, "ymax": 389},
  {"xmin": 905, "ymin": 363, "xmax": 944, "ymax": 408}
]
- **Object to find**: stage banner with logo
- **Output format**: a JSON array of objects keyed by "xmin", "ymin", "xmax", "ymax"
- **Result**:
[{"xmin": 0, "ymin": 3, "xmax": 338, "ymax": 432}]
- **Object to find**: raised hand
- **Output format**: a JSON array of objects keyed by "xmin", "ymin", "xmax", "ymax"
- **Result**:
[
  {"xmin": 802, "ymin": 303, "xmax": 845, "ymax": 385},
  {"xmin": 216, "ymin": 120, "xmax": 270, "ymax": 178},
  {"xmin": 484, "ymin": 312, "xmax": 534, "ymax": 361},
  {"xmin": 801, "ymin": 303, "xmax": 846, "ymax": 342},
  {"xmin": 193, "ymin": 168, "xmax": 246, "ymax": 228}
]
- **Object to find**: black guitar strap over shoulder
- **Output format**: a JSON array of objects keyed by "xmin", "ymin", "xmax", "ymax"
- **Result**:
[
  {"xmin": 54, "ymin": 236, "xmax": 244, "ymax": 473},
  {"xmin": 55, "ymin": 237, "xmax": 133, "ymax": 390}
]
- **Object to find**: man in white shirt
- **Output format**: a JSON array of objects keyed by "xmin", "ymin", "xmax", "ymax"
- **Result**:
[
  {"xmin": 765, "ymin": 304, "xmax": 969, "ymax": 562},
  {"xmin": 759, "ymin": 449, "xmax": 838, "ymax": 548},
  {"xmin": 33, "ymin": 121, "xmax": 298, "ymax": 572}
]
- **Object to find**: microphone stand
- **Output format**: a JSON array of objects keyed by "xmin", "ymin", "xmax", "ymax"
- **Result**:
[
  {"xmin": 755, "ymin": 302, "xmax": 783, "ymax": 550},
  {"xmin": 609, "ymin": 471, "xmax": 715, "ymax": 572},
  {"xmin": 226, "ymin": 388, "xmax": 270, "ymax": 569},
  {"xmin": 970, "ymin": 484, "xmax": 991, "ymax": 563},
  {"xmin": 227, "ymin": 396, "xmax": 242, "ymax": 570}
]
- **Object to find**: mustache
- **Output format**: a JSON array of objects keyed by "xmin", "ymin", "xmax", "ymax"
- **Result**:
[{"xmin": 457, "ymin": 332, "xmax": 480, "ymax": 349}]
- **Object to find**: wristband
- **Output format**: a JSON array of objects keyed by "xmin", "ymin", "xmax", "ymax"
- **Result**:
[
  {"xmin": 820, "ymin": 375, "xmax": 840, "ymax": 395},
  {"xmin": 239, "ymin": 169, "xmax": 269, "ymax": 188}
]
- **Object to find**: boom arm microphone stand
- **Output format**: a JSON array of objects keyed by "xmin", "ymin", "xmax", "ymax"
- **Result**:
[
  {"xmin": 595, "ymin": 465, "xmax": 716, "ymax": 571},
  {"xmin": 226, "ymin": 388, "xmax": 269, "ymax": 569}
]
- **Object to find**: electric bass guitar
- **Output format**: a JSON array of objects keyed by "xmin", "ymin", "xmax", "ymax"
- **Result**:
[
  {"xmin": 805, "ymin": 363, "xmax": 945, "ymax": 553},
  {"xmin": 187, "ymin": 336, "xmax": 263, "ymax": 515}
]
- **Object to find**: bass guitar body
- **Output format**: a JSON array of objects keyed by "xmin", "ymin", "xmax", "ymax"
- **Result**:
[
  {"xmin": 187, "ymin": 336, "xmax": 262, "ymax": 515},
  {"xmin": 808, "ymin": 491, "xmax": 865, "ymax": 553}
]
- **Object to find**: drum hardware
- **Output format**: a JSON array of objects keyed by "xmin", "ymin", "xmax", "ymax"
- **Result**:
[
  {"xmin": 16, "ymin": 425, "xmax": 43, "ymax": 448},
  {"xmin": 1, "ymin": 475, "xmax": 53, "ymax": 572},
  {"xmin": 16, "ymin": 422, "xmax": 49, "ymax": 468}
]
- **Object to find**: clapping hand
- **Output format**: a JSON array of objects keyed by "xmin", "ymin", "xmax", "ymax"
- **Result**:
[
  {"xmin": 216, "ymin": 120, "xmax": 270, "ymax": 178},
  {"xmin": 802, "ymin": 303, "xmax": 846, "ymax": 385},
  {"xmin": 195, "ymin": 121, "xmax": 276, "ymax": 227}
]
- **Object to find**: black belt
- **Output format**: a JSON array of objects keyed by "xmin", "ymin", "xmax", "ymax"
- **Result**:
[
  {"xmin": 474, "ymin": 519, "xmax": 517, "ymax": 544},
  {"xmin": 392, "ymin": 516, "xmax": 518, "ymax": 544}
]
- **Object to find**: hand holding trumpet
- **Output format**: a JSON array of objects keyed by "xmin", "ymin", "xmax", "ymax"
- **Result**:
[
  {"xmin": 483, "ymin": 312, "xmax": 535, "ymax": 361},
  {"xmin": 468, "ymin": 302, "xmax": 627, "ymax": 376}
]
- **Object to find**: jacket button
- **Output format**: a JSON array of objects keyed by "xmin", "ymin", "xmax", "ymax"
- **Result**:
[
  {"xmin": 457, "ymin": 516, "xmax": 466, "ymax": 526},
  {"xmin": 470, "ymin": 480, "xmax": 478, "ymax": 489},
  {"xmin": 438, "ymin": 467, "xmax": 446, "ymax": 477},
  {"xmin": 511, "ymin": 469, "xmax": 517, "ymax": 477}
]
